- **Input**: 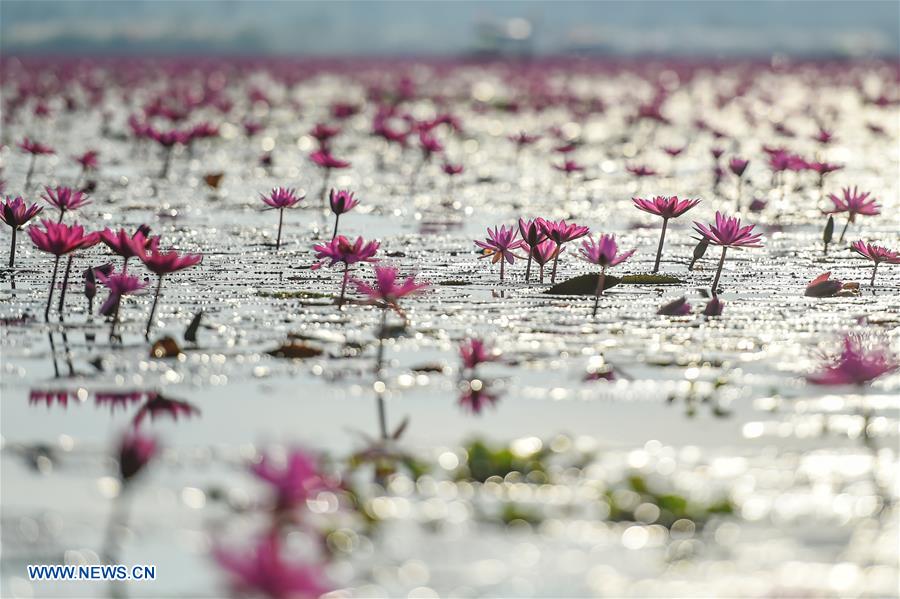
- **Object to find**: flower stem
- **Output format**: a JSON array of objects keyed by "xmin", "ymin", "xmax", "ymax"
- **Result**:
[
  {"xmin": 499, "ymin": 259, "xmax": 505, "ymax": 283},
  {"xmin": 338, "ymin": 264, "xmax": 349, "ymax": 306},
  {"xmin": 524, "ymin": 254, "xmax": 532, "ymax": 283},
  {"xmin": 711, "ymin": 246, "xmax": 728, "ymax": 295},
  {"xmin": 145, "ymin": 276, "xmax": 164, "ymax": 339},
  {"xmin": 592, "ymin": 267, "xmax": 606, "ymax": 317},
  {"xmin": 45, "ymin": 255, "xmax": 61, "ymax": 322},
  {"xmin": 332, "ymin": 214, "xmax": 340, "ymax": 240},
  {"xmin": 160, "ymin": 146, "xmax": 173, "ymax": 179},
  {"xmin": 57, "ymin": 255, "xmax": 74, "ymax": 320},
  {"xmin": 8, "ymin": 227, "xmax": 16, "ymax": 269},
  {"xmin": 653, "ymin": 218, "xmax": 668, "ymax": 273},
  {"xmin": 375, "ymin": 306, "xmax": 389, "ymax": 440},
  {"xmin": 275, "ymin": 208, "xmax": 284, "ymax": 250},
  {"xmin": 735, "ymin": 177, "xmax": 743, "ymax": 212},
  {"xmin": 838, "ymin": 217, "xmax": 850, "ymax": 243},
  {"xmin": 870, "ymin": 263, "xmax": 878, "ymax": 288},
  {"xmin": 550, "ymin": 245, "xmax": 561, "ymax": 283}
]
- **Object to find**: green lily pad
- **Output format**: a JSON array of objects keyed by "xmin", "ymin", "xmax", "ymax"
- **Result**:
[{"xmin": 544, "ymin": 273, "xmax": 684, "ymax": 295}]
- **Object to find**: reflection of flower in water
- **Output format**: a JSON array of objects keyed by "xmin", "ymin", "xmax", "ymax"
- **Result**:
[
  {"xmin": 133, "ymin": 393, "xmax": 200, "ymax": 427},
  {"xmin": 29, "ymin": 389, "xmax": 71, "ymax": 408}
]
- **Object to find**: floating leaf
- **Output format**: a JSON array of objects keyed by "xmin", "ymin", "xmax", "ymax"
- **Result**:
[
  {"xmin": 184, "ymin": 311, "xmax": 202, "ymax": 343},
  {"xmin": 150, "ymin": 337, "xmax": 182, "ymax": 359},
  {"xmin": 266, "ymin": 341, "xmax": 323, "ymax": 359},
  {"xmin": 203, "ymin": 172, "xmax": 224, "ymax": 189},
  {"xmin": 544, "ymin": 273, "xmax": 683, "ymax": 295}
]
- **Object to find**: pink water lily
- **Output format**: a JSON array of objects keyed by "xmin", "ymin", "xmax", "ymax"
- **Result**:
[
  {"xmin": 826, "ymin": 187, "xmax": 880, "ymax": 242},
  {"xmin": 579, "ymin": 235, "xmax": 636, "ymax": 317},
  {"xmin": 312, "ymin": 235, "xmax": 380, "ymax": 305},
  {"xmin": 693, "ymin": 211, "xmax": 763, "ymax": 294},
  {"xmin": 632, "ymin": 196, "xmax": 700, "ymax": 272},
  {"xmin": 139, "ymin": 247, "xmax": 202, "ymax": 339},
  {"xmin": 808, "ymin": 333, "xmax": 898, "ymax": 387},
  {"xmin": 541, "ymin": 219, "xmax": 590, "ymax": 283},
  {"xmin": 42, "ymin": 186, "xmax": 91, "ymax": 220},
  {"xmin": 850, "ymin": 240, "xmax": 900, "ymax": 287},
  {"xmin": 328, "ymin": 189, "xmax": 360, "ymax": 238},
  {"xmin": 260, "ymin": 187, "xmax": 304, "ymax": 250},
  {"xmin": 1, "ymin": 196, "xmax": 43, "ymax": 268},
  {"xmin": 475, "ymin": 225, "xmax": 525, "ymax": 282}
]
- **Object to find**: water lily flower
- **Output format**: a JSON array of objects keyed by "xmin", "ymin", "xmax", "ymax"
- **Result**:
[
  {"xmin": 312, "ymin": 235, "xmax": 379, "ymax": 305},
  {"xmin": 260, "ymin": 187, "xmax": 304, "ymax": 250},
  {"xmin": 693, "ymin": 211, "xmax": 763, "ymax": 294},
  {"xmin": 139, "ymin": 247, "xmax": 202, "ymax": 339},
  {"xmin": 352, "ymin": 265, "xmax": 427, "ymax": 438},
  {"xmin": 353, "ymin": 265, "xmax": 428, "ymax": 311},
  {"xmin": 728, "ymin": 157, "xmax": 749, "ymax": 211},
  {"xmin": 98, "ymin": 270, "xmax": 148, "ymax": 339},
  {"xmin": 73, "ymin": 150, "xmax": 99, "ymax": 184},
  {"xmin": 825, "ymin": 187, "xmax": 880, "ymax": 242},
  {"xmin": 528, "ymin": 239, "xmax": 559, "ymax": 284},
  {"xmin": 657, "ymin": 297, "xmax": 692, "ymax": 316},
  {"xmin": 42, "ymin": 186, "xmax": 91, "ymax": 221},
  {"xmin": 99, "ymin": 226, "xmax": 154, "ymax": 270},
  {"xmin": 518, "ymin": 217, "xmax": 547, "ymax": 282},
  {"xmin": 703, "ymin": 297, "xmax": 725, "ymax": 316},
  {"xmin": 813, "ymin": 128, "xmax": 835, "ymax": 145},
  {"xmin": 475, "ymin": 225, "xmax": 525, "ymax": 282},
  {"xmin": 459, "ymin": 338, "xmax": 501, "ymax": 370},
  {"xmin": 328, "ymin": 189, "xmax": 359, "ymax": 239},
  {"xmin": 1, "ymin": 196, "xmax": 43, "ymax": 268},
  {"xmin": 442, "ymin": 162, "xmax": 463, "ymax": 178},
  {"xmin": 626, "ymin": 165, "xmax": 657, "ymax": 178},
  {"xmin": 808, "ymin": 333, "xmax": 898, "ymax": 387},
  {"xmin": 18, "ymin": 137, "xmax": 55, "ymax": 189},
  {"xmin": 579, "ymin": 235, "xmax": 636, "ymax": 317},
  {"xmin": 632, "ymin": 196, "xmax": 700, "ymax": 273},
  {"xmin": 148, "ymin": 127, "xmax": 189, "ymax": 178},
  {"xmin": 118, "ymin": 430, "xmax": 158, "ymax": 483},
  {"xmin": 251, "ymin": 448, "xmax": 336, "ymax": 511},
  {"xmin": 310, "ymin": 123, "xmax": 340, "ymax": 148},
  {"xmin": 29, "ymin": 220, "xmax": 99, "ymax": 320},
  {"xmin": 850, "ymin": 240, "xmax": 900, "ymax": 287},
  {"xmin": 509, "ymin": 131, "xmax": 540, "ymax": 150},
  {"xmin": 541, "ymin": 219, "xmax": 590, "ymax": 283},
  {"xmin": 214, "ymin": 533, "xmax": 331, "ymax": 599},
  {"xmin": 553, "ymin": 159, "xmax": 584, "ymax": 175},
  {"xmin": 662, "ymin": 145, "xmax": 685, "ymax": 157}
]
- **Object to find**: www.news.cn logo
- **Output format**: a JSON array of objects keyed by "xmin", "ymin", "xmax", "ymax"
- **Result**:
[{"xmin": 27, "ymin": 564, "xmax": 156, "ymax": 581}]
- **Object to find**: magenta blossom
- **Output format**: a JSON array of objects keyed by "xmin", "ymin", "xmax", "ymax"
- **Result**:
[
  {"xmin": 442, "ymin": 162, "xmax": 464, "ymax": 176},
  {"xmin": 251, "ymin": 448, "xmax": 335, "ymax": 511},
  {"xmin": 579, "ymin": 235, "xmax": 636, "ymax": 317},
  {"xmin": 633, "ymin": 196, "xmax": 701, "ymax": 273},
  {"xmin": 1, "ymin": 196, "xmax": 43, "ymax": 268},
  {"xmin": 808, "ymin": 334, "xmax": 898, "ymax": 387},
  {"xmin": 826, "ymin": 187, "xmax": 881, "ymax": 242},
  {"xmin": 214, "ymin": 533, "xmax": 331, "ymax": 599},
  {"xmin": 73, "ymin": 150, "xmax": 100, "ymax": 172},
  {"xmin": 309, "ymin": 150, "xmax": 350, "ymax": 170},
  {"xmin": 118, "ymin": 430, "xmax": 158, "ymax": 483},
  {"xmin": 42, "ymin": 186, "xmax": 91, "ymax": 219},
  {"xmin": 528, "ymin": 239, "xmax": 559, "ymax": 283},
  {"xmin": 19, "ymin": 138, "xmax": 55, "ymax": 187},
  {"xmin": 518, "ymin": 217, "xmax": 547, "ymax": 282},
  {"xmin": 133, "ymin": 394, "xmax": 200, "ymax": 427},
  {"xmin": 98, "ymin": 270, "xmax": 147, "ymax": 339},
  {"xmin": 310, "ymin": 123, "xmax": 340, "ymax": 146},
  {"xmin": 312, "ymin": 235, "xmax": 380, "ymax": 305},
  {"xmin": 30, "ymin": 220, "xmax": 99, "ymax": 320},
  {"xmin": 260, "ymin": 187, "xmax": 304, "ymax": 250},
  {"xmin": 352, "ymin": 265, "xmax": 428, "ymax": 311},
  {"xmin": 728, "ymin": 157, "xmax": 749, "ymax": 177},
  {"xmin": 99, "ymin": 227, "xmax": 153, "ymax": 269},
  {"xmin": 626, "ymin": 165, "xmax": 657, "ymax": 178},
  {"xmin": 475, "ymin": 225, "xmax": 525, "ymax": 282},
  {"xmin": 553, "ymin": 159, "xmax": 584, "ymax": 174},
  {"xmin": 459, "ymin": 338, "xmax": 501, "ymax": 370},
  {"xmin": 328, "ymin": 189, "xmax": 359, "ymax": 239},
  {"xmin": 850, "ymin": 240, "xmax": 900, "ymax": 287},
  {"xmin": 140, "ymin": 247, "xmax": 202, "ymax": 339},
  {"xmin": 693, "ymin": 212, "xmax": 763, "ymax": 294},
  {"xmin": 541, "ymin": 219, "xmax": 590, "ymax": 283}
]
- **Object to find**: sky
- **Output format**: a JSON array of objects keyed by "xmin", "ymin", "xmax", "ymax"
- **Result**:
[{"xmin": 1, "ymin": 1, "xmax": 898, "ymax": 58}]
